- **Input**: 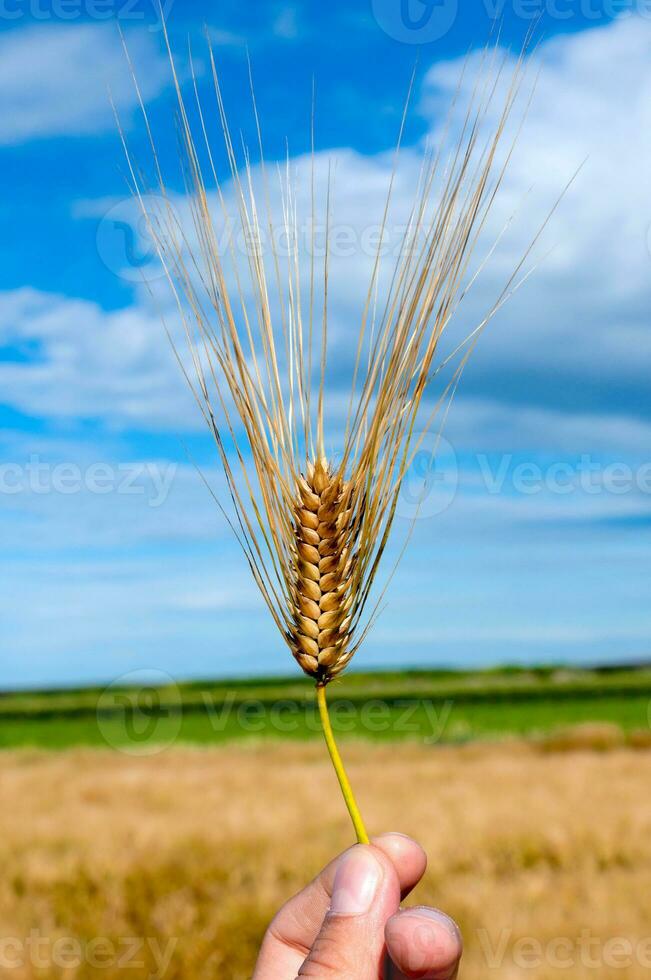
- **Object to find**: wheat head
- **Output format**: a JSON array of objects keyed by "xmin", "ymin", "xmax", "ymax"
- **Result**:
[
  {"xmin": 117, "ymin": 28, "xmax": 545, "ymax": 840},
  {"xmin": 290, "ymin": 457, "xmax": 356, "ymax": 680},
  {"xmin": 119, "ymin": 34, "xmax": 537, "ymax": 686}
]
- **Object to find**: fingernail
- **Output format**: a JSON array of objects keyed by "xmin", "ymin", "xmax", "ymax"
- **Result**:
[
  {"xmin": 330, "ymin": 846, "xmax": 383, "ymax": 916},
  {"xmin": 375, "ymin": 831, "xmax": 414, "ymax": 841},
  {"xmin": 398, "ymin": 907, "xmax": 462, "ymax": 944}
]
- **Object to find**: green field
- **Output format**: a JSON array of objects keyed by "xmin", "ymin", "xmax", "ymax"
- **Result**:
[{"xmin": 2, "ymin": 664, "xmax": 650, "ymax": 751}]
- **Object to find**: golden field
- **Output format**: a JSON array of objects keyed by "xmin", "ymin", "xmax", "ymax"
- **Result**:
[{"xmin": 1, "ymin": 739, "xmax": 650, "ymax": 979}]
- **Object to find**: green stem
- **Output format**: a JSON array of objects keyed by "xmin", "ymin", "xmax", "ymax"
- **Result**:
[{"xmin": 316, "ymin": 682, "xmax": 370, "ymax": 845}]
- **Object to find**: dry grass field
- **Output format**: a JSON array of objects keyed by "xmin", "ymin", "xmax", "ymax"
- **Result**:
[{"xmin": 1, "ymin": 739, "xmax": 650, "ymax": 978}]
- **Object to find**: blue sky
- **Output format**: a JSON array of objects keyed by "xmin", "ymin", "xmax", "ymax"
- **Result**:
[{"xmin": 1, "ymin": 0, "xmax": 650, "ymax": 688}]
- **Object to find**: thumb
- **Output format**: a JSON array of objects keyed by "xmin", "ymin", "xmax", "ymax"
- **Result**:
[{"xmin": 298, "ymin": 844, "xmax": 400, "ymax": 979}]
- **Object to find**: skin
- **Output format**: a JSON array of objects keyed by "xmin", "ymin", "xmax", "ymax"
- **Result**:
[{"xmin": 253, "ymin": 833, "xmax": 462, "ymax": 980}]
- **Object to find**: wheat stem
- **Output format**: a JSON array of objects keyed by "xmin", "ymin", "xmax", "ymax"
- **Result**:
[{"xmin": 316, "ymin": 682, "xmax": 369, "ymax": 845}]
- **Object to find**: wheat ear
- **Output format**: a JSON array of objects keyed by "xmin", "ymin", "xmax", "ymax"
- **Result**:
[
  {"xmin": 290, "ymin": 458, "xmax": 356, "ymax": 681},
  {"xmin": 119, "ymin": 31, "xmax": 536, "ymax": 842}
]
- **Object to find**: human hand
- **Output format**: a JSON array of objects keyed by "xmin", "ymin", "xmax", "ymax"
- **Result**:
[{"xmin": 253, "ymin": 833, "xmax": 462, "ymax": 979}]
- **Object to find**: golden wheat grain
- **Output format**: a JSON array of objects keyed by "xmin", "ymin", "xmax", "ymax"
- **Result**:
[{"xmin": 290, "ymin": 457, "xmax": 356, "ymax": 680}]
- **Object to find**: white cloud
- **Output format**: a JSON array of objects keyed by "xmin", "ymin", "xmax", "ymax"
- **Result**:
[
  {"xmin": 0, "ymin": 24, "xmax": 169, "ymax": 144},
  {"xmin": 417, "ymin": 16, "xmax": 651, "ymax": 412},
  {"xmin": 209, "ymin": 27, "xmax": 248, "ymax": 48},
  {"xmin": 3, "ymin": 418, "xmax": 650, "ymax": 687},
  {"xmin": 442, "ymin": 398, "xmax": 651, "ymax": 454},
  {"xmin": 147, "ymin": 16, "xmax": 651, "ymax": 450},
  {"xmin": 0, "ymin": 551, "xmax": 271, "ymax": 688},
  {"xmin": 0, "ymin": 288, "xmax": 195, "ymax": 427},
  {"xmin": 272, "ymin": 4, "xmax": 300, "ymax": 39},
  {"xmin": 4, "ymin": 16, "xmax": 651, "ymax": 453}
]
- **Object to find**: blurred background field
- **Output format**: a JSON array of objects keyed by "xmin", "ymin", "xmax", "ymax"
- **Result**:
[
  {"xmin": 2, "ymin": 738, "xmax": 651, "ymax": 979},
  {"xmin": 2, "ymin": 665, "xmax": 651, "ymax": 978},
  {"xmin": 2, "ymin": 664, "xmax": 651, "ymax": 750}
]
